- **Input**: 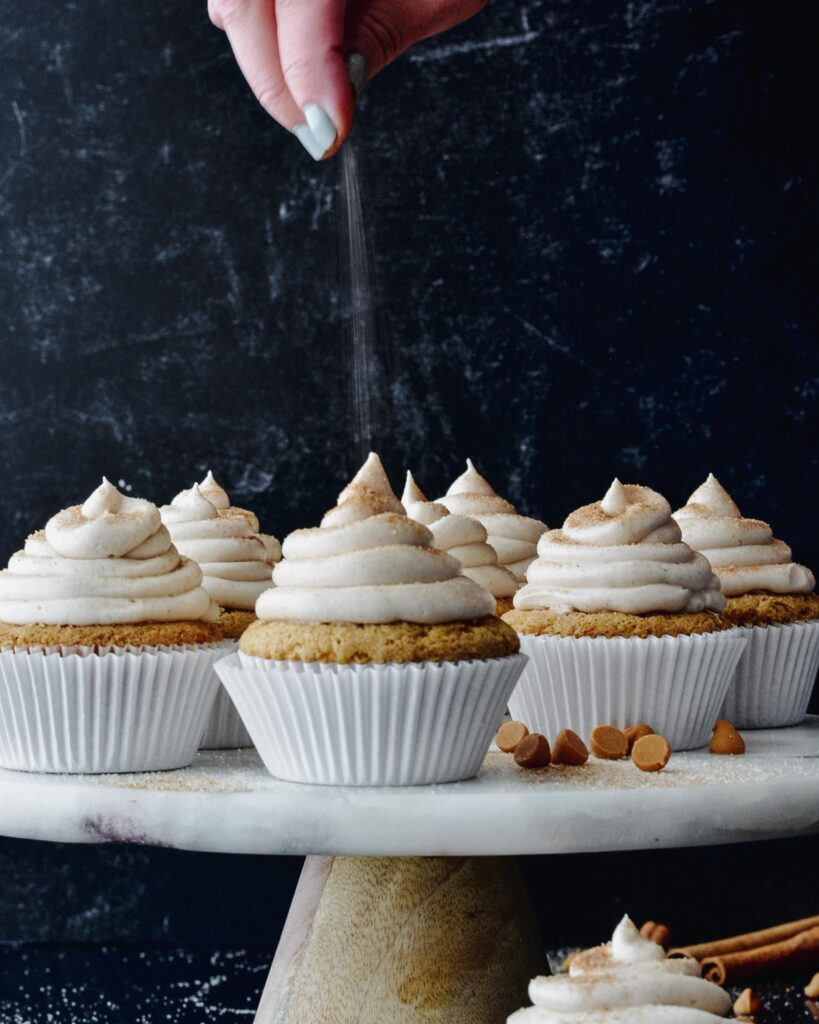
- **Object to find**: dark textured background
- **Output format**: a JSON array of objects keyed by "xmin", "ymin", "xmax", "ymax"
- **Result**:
[{"xmin": 0, "ymin": 0, "xmax": 817, "ymax": 1019}]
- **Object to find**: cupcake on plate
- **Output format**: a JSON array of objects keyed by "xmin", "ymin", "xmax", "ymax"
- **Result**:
[
  {"xmin": 402, "ymin": 471, "xmax": 518, "ymax": 614},
  {"xmin": 215, "ymin": 453, "xmax": 525, "ymax": 786},
  {"xmin": 161, "ymin": 474, "xmax": 281, "ymax": 748},
  {"xmin": 674, "ymin": 474, "xmax": 819, "ymax": 728},
  {"xmin": 503, "ymin": 480, "xmax": 747, "ymax": 750},
  {"xmin": 0, "ymin": 479, "xmax": 228, "ymax": 773},
  {"xmin": 437, "ymin": 460, "xmax": 547, "ymax": 591}
]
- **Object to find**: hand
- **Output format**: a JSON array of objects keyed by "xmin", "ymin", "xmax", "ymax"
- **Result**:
[{"xmin": 208, "ymin": 0, "xmax": 487, "ymax": 159}]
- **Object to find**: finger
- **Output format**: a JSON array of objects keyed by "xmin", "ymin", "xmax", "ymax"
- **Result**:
[
  {"xmin": 208, "ymin": 0, "xmax": 325, "ymax": 158},
  {"xmin": 346, "ymin": 0, "xmax": 488, "ymax": 79},
  {"xmin": 275, "ymin": 0, "xmax": 356, "ymax": 159}
]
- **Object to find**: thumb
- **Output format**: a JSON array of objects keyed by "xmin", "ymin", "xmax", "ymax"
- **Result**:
[{"xmin": 345, "ymin": 0, "xmax": 488, "ymax": 80}]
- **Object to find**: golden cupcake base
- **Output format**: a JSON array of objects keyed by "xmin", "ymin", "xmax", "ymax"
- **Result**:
[
  {"xmin": 0, "ymin": 619, "xmax": 223, "ymax": 649},
  {"xmin": 217, "ymin": 609, "xmax": 257, "ymax": 640},
  {"xmin": 239, "ymin": 615, "xmax": 519, "ymax": 664},
  {"xmin": 502, "ymin": 607, "xmax": 730, "ymax": 639},
  {"xmin": 722, "ymin": 590, "xmax": 819, "ymax": 628}
]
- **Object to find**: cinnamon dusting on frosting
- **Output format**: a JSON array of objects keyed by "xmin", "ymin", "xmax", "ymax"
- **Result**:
[
  {"xmin": 256, "ymin": 454, "xmax": 495, "ymax": 624},
  {"xmin": 674, "ymin": 474, "xmax": 815, "ymax": 597}
]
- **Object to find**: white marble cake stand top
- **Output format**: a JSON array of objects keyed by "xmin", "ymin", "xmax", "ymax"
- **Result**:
[{"xmin": 1, "ymin": 718, "xmax": 817, "ymax": 856}]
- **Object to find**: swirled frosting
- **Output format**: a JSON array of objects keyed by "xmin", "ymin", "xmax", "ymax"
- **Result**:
[
  {"xmin": 674, "ymin": 474, "xmax": 815, "ymax": 597},
  {"xmin": 509, "ymin": 916, "xmax": 731, "ymax": 1023},
  {"xmin": 402, "ymin": 472, "xmax": 518, "ymax": 600},
  {"xmin": 161, "ymin": 475, "xmax": 281, "ymax": 611},
  {"xmin": 438, "ymin": 460, "xmax": 547, "ymax": 581},
  {"xmin": 0, "ymin": 479, "xmax": 218, "ymax": 625},
  {"xmin": 514, "ymin": 480, "xmax": 725, "ymax": 615},
  {"xmin": 256, "ymin": 453, "xmax": 495, "ymax": 624}
]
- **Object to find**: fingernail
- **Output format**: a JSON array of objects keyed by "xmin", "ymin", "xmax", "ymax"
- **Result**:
[
  {"xmin": 293, "ymin": 122, "xmax": 325, "ymax": 161},
  {"xmin": 346, "ymin": 53, "xmax": 367, "ymax": 98},
  {"xmin": 304, "ymin": 104, "xmax": 337, "ymax": 155}
]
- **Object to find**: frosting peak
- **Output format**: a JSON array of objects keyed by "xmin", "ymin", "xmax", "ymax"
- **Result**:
[
  {"xmin": 0, "ymin": 483, "xmax": 217, "ymax": 626},
  {"xmin": 448, "ymin": 458, "xmax": 504, "ymax": 499},
  {"xmin": 256, "ymin": 454, "xmax": 495, "ymax": 625},
  {"xmin": 601, "ymin": 478, "xmax": 630, "ymax": 517},
  {"xmin": 168, "ymin": 484, "xmax": 220, "ymax": 521},
  {"xmin": 322, "ymin": 452, "xmax": 405, "ymax": 529},
  {"xmin": 47, "ymin": 479, "xmax": 161, "ymax": 560},
  {"xmin": 515, "ymin": 483, "xmax": 725, "ymax": 615},
  {"xmin": 161, "ymin": 479, "xmax": 280, "ymax": 612},
  {"xmin": 402, "ymin": 471, "xmax": 428, "ymax": 506},
  {"xmin": 403, "ymin": 471, "xmax": 518, "ymax": 601},
  {"xmin": 685, "ymin": 474, "xmax": 742, "ymax": 518},
  {"xmin": 674, "ymin": 476, "xmax": 815, "ymax": 597},
  {"xmin": 611, "ymin": 916, "xmax": 665, "ymax": 964},
  {"xmin": 509, "ymin": 916, "xmax": 731, "ymax": 1023},
  {"xmin": 439, "ymin": 462, "xmax": 547, "ymax": 582},
  {"xmin": 199, "ymin": 471, "xmax": 230, "ymax": 510}
]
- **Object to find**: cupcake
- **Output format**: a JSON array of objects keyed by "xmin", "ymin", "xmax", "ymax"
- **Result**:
[
  {"xmin": 509, "ymin": 915, "xmax": 731, "ymax": 1022},
  {"xmin": 161, "ymin": 474, "xmax": 281, "ymax": 748},
  {"xmin": 402, "ymin": 471, "xmax": 518, "ymax": 614},
  {"xmin": 0, "ymin": 480, "xmax": 228, "ymax": 773},
  {"xmin": 215, "ymin": 453, "xmax": 526, "ymax": 786},
  {"xmin": 503, "ymin": 480, "xmax": 747, "ymax": 750},
  {"xmin": 437, "ymin": 460, "xmax": 547, "ymax": 595},
  {"xmin": 674, "ymin": 474, "xmax": 819, "ymax": 728}
]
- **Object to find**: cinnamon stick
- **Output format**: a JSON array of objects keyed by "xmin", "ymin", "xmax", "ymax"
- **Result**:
[
  {"xmin": 702, "ymin": 925, "xmax": 819, "ymax": 986},
  {"xmin": 669, "ymin": 914, "xmax": 819, "ymax": 961}
]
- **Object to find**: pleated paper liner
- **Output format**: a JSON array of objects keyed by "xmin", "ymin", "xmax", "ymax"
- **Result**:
[
  {"xmin": 508, "ymin": 629, "xmax": 748, "ymax": 751},
  {"xmin": 216, "ymin": 652, "xmax": 528, "ymax": 786},
  {"xmin": 0, "ymin": 642, "xmax": 232, "ymax": 774},
  {"xmin": 721, "ymin": 620, "xmax": 819, "ymax": 729},
  {"xmin": 198, "ymin": 640, "xmax": 253, "ymax": 749}
]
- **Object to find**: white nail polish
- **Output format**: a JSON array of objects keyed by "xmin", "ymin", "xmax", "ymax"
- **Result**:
[
  {"xmin": 304, "ymin": 104, "xmax": 337, "ymax": 154},
  {"xmin": 293, "ymin": 123, "xmax": 325, "ymax": 161}
]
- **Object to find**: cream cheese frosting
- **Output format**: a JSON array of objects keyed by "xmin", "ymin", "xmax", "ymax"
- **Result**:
[
  {"xmin": 437, "ymin": 460, "xmax": 547, "ymax": 581},
  {"xmin": 514, "ymin": 480, "xmax": 725, "ymax": 615},
  {"xmin": 0, "ymin": 479, "xmax": 218, "ymax": 625},
  {"xmin": 161, "ymin": 475, "xmax": 281, "ymax": 612},
  {"xmin": 508, "ymin": 916, "xmax": 731, "ymax": 1023},
  {"xmin": 256, "ymin": 453, "xmax": 495, "ymax": 624},
  {"xmin": 402, "ymin": 472, "xmax": 518, "ymax": 600},
  {"xmin": 674, "ymin": 474, "xmax": 815, "ymax": 597}
]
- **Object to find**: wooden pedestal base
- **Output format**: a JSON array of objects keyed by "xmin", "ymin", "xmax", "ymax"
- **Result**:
[{"xmin": 255, "ymin": 856, "xmax": 545, "ymax": 1023}]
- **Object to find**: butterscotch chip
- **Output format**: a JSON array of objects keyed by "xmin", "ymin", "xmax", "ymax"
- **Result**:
[
  {"xmin": 709, "ymin": 719, "xmax": 746, "ymax": 755},
  {"xmin": 624, "ymin": 723, "xmax": 654, "ymax": 751},
  {"xmin": 514, "ymin": 733, "xmax": 551, "ymax": 769},
  {"xmin": 733, "ymin": 988, "xmax": 762, "ymax": 1015},
  {"xmin": 632, "ymin": 734, "xmax": 671, "ymax": 773},
  {"xmin": 806, "ymin": 973, "xmax": 819, "ymax": 998},
  {"xmin": 561, "ymin": 951, "xmax": 576, "ymax": 973},
  {"xmin": 590, "ymin": 725, "xmax": 628, "ymax": 760},
  {"xmin": 552, "ymin": 729, "xmax": 589, "ymax": 766},
  {"xmin": 496, "ymin": 720, "xmax": 529, "ymax": 753}
]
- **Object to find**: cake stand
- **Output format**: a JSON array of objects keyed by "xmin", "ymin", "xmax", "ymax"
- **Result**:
[{"xmin": 1, "ymin": 718, "xmax": 818, "ymax": 1023}]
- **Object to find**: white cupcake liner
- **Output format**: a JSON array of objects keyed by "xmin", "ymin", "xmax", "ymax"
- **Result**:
[
  {"xmin": 0, "ymin": 642, "xmax": 232, "ymax": 774},
  {"xmin": 508, "ymin": 629, "xmax": 748, "ymax": 751},
  {"xmin": 721, "ymin": 620, "xmax": 819, "ymax": 729},
  {"xmin": 215, "ymin": 652, "xmax": 528, "ymax": 786},
  {"xmin": 198, "ymin": 640, "xmax": 253, "ymax": 750}
]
